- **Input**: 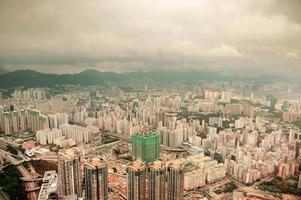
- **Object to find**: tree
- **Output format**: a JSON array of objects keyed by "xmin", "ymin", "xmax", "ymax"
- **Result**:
[
  {"xmin": 0, "ymin": 165, "xmax": 27, "ymax": 199},
  {"xmin": 214, "ymin": 152, "xmax": 224, "ymax": 163},
  {"xmin": 6, "ymin": 145, "xmax": 18, "ymax": 155}
]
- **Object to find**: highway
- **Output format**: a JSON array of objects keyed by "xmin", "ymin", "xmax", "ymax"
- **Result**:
[
  {"xmin": 0, "ymin": 148, "xmax": 39, "ymax": 200},
  {"xmin": 18, "ymin": 165, "xmax": 39, "ymax": 200}
]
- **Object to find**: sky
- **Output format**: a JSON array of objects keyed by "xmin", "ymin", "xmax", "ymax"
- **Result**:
[{"xmin": 0, "ymin": 0, "xmax": 301, "ymax": 75}]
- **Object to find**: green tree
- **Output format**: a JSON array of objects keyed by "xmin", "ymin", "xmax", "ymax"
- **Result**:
[
  {"xmin": 0, "ymin": 165, "xmax": 27, "ymax": 199},
  {"xmin": 214, "ymin": 152, "xmax": 224, "ymax": 163},
  {"xmin": 6, "ymin": 145, "xmax": 18, "ymax": 155}
]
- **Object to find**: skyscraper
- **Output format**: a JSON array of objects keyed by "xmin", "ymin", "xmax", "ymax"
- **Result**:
[
  {"xmin": 167, "ymin": 161, "xmax": 185, "ymax": 200},
  {"xmin": 84, "ymin": 157, "xmax": 108, "ymax": 200},
  {"xmin": 127, "ymin": 160, "xmax": 147, "ymax": 200},
  {"xmin": 57, "ymin": 148, "xmax": 82, "ymax": 199},
  {"xmin": 0, "ymin": 105, "xmax": 3, "ymax": 130},
  {"xmin": 148, "ymin": 161, "xmax": 166, "ymax": 200},
  {"xmin": 132, "ymin": 133, "xmax": 160, "ymax": 163}
]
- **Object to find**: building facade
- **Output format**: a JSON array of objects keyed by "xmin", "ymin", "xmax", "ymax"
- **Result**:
[
  {"xmin": 84, "ymin": 157, "xmax": 108, "ymax": 200},
  {"xmin": 167, "ymin": 161, "xmax": 184, "ymax": 200},
  {"xmin": 57, "ymin": 148, "xmax": 82, "ymax": 199},
  {"xmin": 148, "ymin": 161, "xmax": 166, "ymax": 200},
  {"xmin": 127, "ymin": 161, "xmax": 147, "ymax": 200}
]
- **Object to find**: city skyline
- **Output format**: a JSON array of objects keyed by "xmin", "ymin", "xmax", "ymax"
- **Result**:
[{"xmin": 1, "ymin": 1, "xmax": 301, "ymax": 200}]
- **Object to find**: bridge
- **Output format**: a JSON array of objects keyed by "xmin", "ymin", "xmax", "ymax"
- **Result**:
[
  {"xmin": 25, "ymin": 186, "xmax": 41, "ymax": 192},
  {"xmin": 0, "ymin": 149, "xmax": 40, "ymax": 200},
  {"xmin": 21, "ymin": 177, "xmax": 43, "ymax": 182},
  {"xmin": 32, "ymin": 156, "xmax": 57, "ymax": 162},
  {"xmin": 94, "ymin": 140, "xmax": 121, "ymax": 150}
]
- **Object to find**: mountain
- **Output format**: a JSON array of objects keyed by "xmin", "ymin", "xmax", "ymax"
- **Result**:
[
  {"xmin": 0, "ymin": 68, "xmax": 9, "ymax": 75},
  {"xmin": 0, "ymin": 69, "xmax": 286, "ymax": 89}
]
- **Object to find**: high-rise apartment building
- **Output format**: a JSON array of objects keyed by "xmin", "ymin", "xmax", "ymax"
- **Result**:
[
  {"xmin": 167, "ymin": 161, "xmax": 185, "ymax": 200},
  {"xmin": 84, "ymin": 157, "xmax": 108, "ymax": 200},
  {"xmin": 148, "ymin": 161, "xmax": 166, "ymax": 200},
  {"xmin": 0, "ymin": 105, "xmax": 3, "ymax": 130},
  {"xmin": 57, "ymin": 148, "xmax": 82, "ymax": 199},
  {"xmin": 127, "ymin": 161, "xmax": 147, "ymax": 200},
  {"xmin": 132, "ymin": 133, "xmax": 160, "ymax": 163}
]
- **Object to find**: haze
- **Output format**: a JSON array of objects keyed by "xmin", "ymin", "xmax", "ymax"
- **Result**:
[{"xmin": 0, "ymin": 0, "xmax": 301, "ymax": 75}]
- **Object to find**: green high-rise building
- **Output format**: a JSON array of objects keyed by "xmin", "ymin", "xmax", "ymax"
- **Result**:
[{"xmin": 132, "ymin": 133, "xmax": 160, "ymax": 163}]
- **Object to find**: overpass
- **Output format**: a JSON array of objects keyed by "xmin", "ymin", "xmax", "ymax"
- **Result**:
[
  {"xmin": 21, "ymin": 177, "xmax": 43, "ymax": 182},
  {"xmin": 25, "ymin": 186, "xmax": 41, "ymax": 192},
  {"xmin": 94, "ymin": 140, "xmax": 121, "ymax": 150},
  {"xmin": 32, "ymin": 156, "xmax": 57, "ymax": 162},
  {"xmin": 0, "ymin": 150, "xmax": 39, "ymax": 200}
]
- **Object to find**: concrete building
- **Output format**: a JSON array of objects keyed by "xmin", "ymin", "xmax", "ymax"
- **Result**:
[
  {"xmin": 167, "ymin": 161, "xmax": 185, "ymax": 200},
  {"xmin": 148, "ymin": 161, "xmax": 166, "ymax": 200},
  {"xmin": 84, "ymin": 157, "xmax": 108, "ymax": 200},
  {"xmin": 57, "ymin": 148, "xmax": 82, "ymax": 199},
  {"xmin": 127, "ymin": 161, "xmax": 147, "ymax": 200}
]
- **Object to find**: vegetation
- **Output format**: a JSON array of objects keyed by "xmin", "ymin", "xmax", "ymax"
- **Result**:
[
  {"xmin": 258, "ymin": 182, "xmax": 282, "ymax": 193},
  {"xmin": 99, "ymin": 144, "xmax": 117, "ymax": 154},
  {"xmin": 215, "ymin": 189, "xmax": 222, "ymax": 194},
  {"xmin": 184, "ymin": 162, "xmax": 193, "ymax": 168},
  {"xmin": 223, "ymin": 182, "xmax": 238, "ymax": 193},
  {"xmin": 0, "ymin": 69, "xmax": 285, "ymax": 89},
  {"xmin": 245, "ymin": 182, "xmax": 254, "ymax": 186},
  {"xmin": 102, "ymin": 135, "xmax": 119, "ymax": 144},
  {"xmin": 293, "ymin": 120, "xmax": 301, "ymax": 129},
  {"xmin": 258, "ymin": 177, "xmax": 301, "ymax": 196},
  {"xmin": 215, "ymin": 182, "xmax": 238, "ymax": 194},
  {"xmin": 23, "ymin": 161, "xmax": 30, "ymax": 169},
  {"xmin": 214, "ymin": 152, "xmax": 224, "ymax": 163},
  {"xmin": 6, "ymin": 145, "xmax": 18, "ymax": 155},
  {"xmin": 0, "ymin": 165, "xmax": 26, "ymax": 199}
]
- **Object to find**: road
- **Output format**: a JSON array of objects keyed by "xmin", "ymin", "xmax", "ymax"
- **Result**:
[
  {"xmin": 0, "ymin": 188, "xmax": 9, "ymax": 200},
  {"xmin": 0, "ymin": 149, "xmax": 39, "ymax": 200},
  {"xmin": 17, "ymin": 164, "xmax": 39, "ymax": 200},
  {"xmin": 103, "ymin": 132, "xmax": 186, "ymax": 152},
  {"xmin": 103, "ymin": 132, "xmax": 131, "ymax": 143}
]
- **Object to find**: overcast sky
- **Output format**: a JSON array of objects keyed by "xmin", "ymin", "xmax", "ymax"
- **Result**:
[{"xmin": 0, "ymin": 0, "xmax": 300, "ymax": 74}]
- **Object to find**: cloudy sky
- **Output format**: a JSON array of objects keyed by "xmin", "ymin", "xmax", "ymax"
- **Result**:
[{"xmin": 0, "ymin": 0, "xmax": 300, "ymax": 74}]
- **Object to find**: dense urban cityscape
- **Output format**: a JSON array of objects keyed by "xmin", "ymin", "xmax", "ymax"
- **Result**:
[
  {"xmin": 0, "ymin": 76, "xmax": 301, "ymax": 199},
  {"xmin": 1, "ymin": 0, "xmax": 301, "ymax": 200}
]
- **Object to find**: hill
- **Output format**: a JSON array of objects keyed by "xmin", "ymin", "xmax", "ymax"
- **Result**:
[{"xmin": 0, "ymin": 69, "xmax": 286, "ymax": 88}]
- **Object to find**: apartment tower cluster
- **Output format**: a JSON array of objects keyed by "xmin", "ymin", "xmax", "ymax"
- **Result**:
[{"xmin": 127, "ymin": 160, "xmax": 185, "ymax": 200}]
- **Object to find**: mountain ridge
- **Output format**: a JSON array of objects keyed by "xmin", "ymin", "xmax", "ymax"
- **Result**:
[{"xmin": 0, "ymin": 69, "xmax": 287, "ymax": 88}]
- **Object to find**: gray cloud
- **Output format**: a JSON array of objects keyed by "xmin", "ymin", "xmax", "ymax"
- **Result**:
[{"xmin": 0, "ymin": 0, "xmax": 300, "ymax": 75}]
